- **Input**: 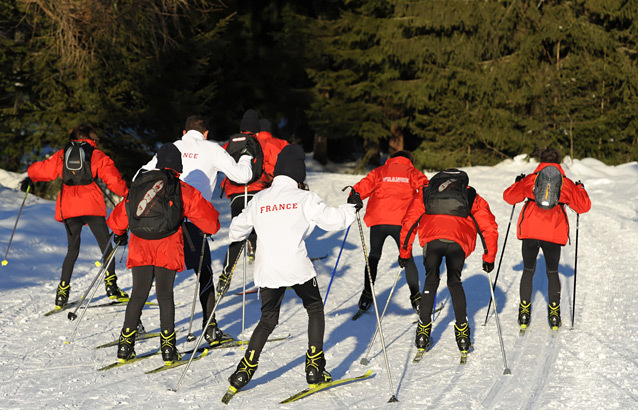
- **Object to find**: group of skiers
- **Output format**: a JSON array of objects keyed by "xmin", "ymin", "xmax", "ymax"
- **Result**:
[{"xmin": 20, "ymin": 114, "xmax": 591, "ymax": 396}]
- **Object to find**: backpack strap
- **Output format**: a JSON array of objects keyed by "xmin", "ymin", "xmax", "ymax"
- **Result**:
[
  {"xmin": 182, "ymin": 222, "xmax": 196, "ymax": 252},
  {"xmin": 402, "ymin": 213, "xmax": 424, "ymax": 250}
]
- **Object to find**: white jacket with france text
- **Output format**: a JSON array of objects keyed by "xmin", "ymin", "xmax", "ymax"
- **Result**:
[{"xmin": 229, "ymin": 175, "xmax": 356, "ymax": 288}]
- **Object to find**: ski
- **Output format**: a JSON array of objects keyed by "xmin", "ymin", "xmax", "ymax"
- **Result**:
[
  {"xmin": 95, "ymin": 332, "xmax": 161, "ymax": 349},
  {"xmin": 44, "ymin": 301, "xmax": 78, "ymax": 317},
  {"xmin": 235, "ymin": 288, "xmax": 258, "ymax": 296},
  {"xmin": 279, "ymin": 369, "xmax": 374, "ymax": 404},
  {"xmin": 98, "ymin": 349, "xmax": 161, "ymax": 371},
  {"xmin": 519, "ymin": 325, "xmax": 527, "ymax": 336},
  {"xmin": 221, "ymin": 386, "xmax": 238, "ymax": 405},
  {"xmin": 412, "ymin": 349, "xmax": 426, "ymax": 363},
  {"xmin": 310, "ymin": 254, "xmax": 328, "ymax": 261},
  {"xmin": 460, "ymin": 351, "xmax": 468, "ymax": 364},
  {"xmin": 351, "ymin": 309, "xmax": 366, "ymax": 321},
  {"xmin": 88, "ymin": 300, "xmax": 158, "ymax": 309},
  {"xmin": 145, "ymin": 348, "xmax": 210, "ymax": 374}
]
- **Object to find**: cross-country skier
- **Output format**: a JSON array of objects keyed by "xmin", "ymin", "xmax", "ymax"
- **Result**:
[
  {"xmin": 399, "ymin": 169, "xmax": 498, "ymax": 356},
  {"xmin": 22, "ymin": 123, "xmax": 129, "ymax": 309},
  {"xmin": 347, "ymin": 150, "xmax": 428, "ymax": 315},
  {"xmin": 108, "ymin": 143, "xmax": 220, "ymax": 364},
  {"xmin": 217, "ymin": 110, "xmax": 289, "ymax": 290},
  {"xmin": 503, "ymin": 147, "xmax": 591, "ymax": 330},
  {"xmin": 223, "ymin": 144, "xmax": 356, "ymax": 396},
  {"xmin": 138, "ymin": 115, "xmax": 253, "ymax": 345}
]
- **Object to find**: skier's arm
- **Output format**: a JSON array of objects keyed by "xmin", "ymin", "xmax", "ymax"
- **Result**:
[
  {"xmin": 503, "ymin": 175, "xmax": 533, "ymax": 205},
  {"xmin": 305, "ymin": 193, "xmax": 356, "ymax": 231},
  {"xmin": 106, "ymin": 201, "xmax": 128, "ymax": 236},
  {"xmin": 27, "ymin": 150, "xmax": 63, "ymax": 182},
  {"xmin": 211, "ymin": 142, "xmax": 253, "ymax": 184},
  {"xmin": 93, "ymin": 150, "xmax": 128, "ymax": 197},
  {"xmin": 471, "ymin": 194, "xmax": 499, "ymax": 263},
  {"xmin": 399, "ymin": 192, "xmax": 425, "ymax": 259},
  {"xmin": 562, "ymin": 178, "xmax": 592, "ymax": 214},
  {"xmin": 181, "ymin": 182, "xmax": 220, "ymax": 235},
  {"xmin": 229, "ymin": 202, "xmax": 255, "ymax": 242},
  {"xmin": 352, "ymin": 168, "xmax": 379, "ymax": 200}
]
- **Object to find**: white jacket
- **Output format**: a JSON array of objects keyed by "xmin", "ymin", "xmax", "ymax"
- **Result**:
[
  {"xmin": 141, "ymin": 130, "xmax": 253, "ymax": 202},
  {"xmin": 229, "ymin": 175, "xmax": 356, "ymax": 288}
]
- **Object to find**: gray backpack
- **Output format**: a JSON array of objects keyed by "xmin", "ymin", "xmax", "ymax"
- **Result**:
[{"xmin": 533, "ymin": 165, "xmax": 563, "ymax": 209}]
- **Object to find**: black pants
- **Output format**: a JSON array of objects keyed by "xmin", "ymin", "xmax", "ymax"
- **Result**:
[
  {"xmin": 419, "ymin": 239, "xmax": 468, "ymax": 325},
  {"xmin": 245, "ymin": 278, "xmax": 324, "ymax": 363},
  {"xmin": 222, "ymin": 192, "xmax": 257, "ymax": 276},
  {"xmin": 520, "ymin": 239, "xmax": 562, "ymax": 306},
  {"xmin": 122, "ymin": 265, "xmax": 176, "ymax": 333},
  {"xmin": 364, "ymin": 224, "xmax": 420, "ymax": 297},
  {"xmin": 183, "ymin": 222, "xmax": 216, "ymax": 323},
  {"xmin": 61, "ymin": 215, "xmax": 115, "ymax": 284}
]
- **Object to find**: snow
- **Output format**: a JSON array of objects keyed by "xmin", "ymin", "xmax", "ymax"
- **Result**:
[{"xmin": 0, "ymin": 154, "xmax": 636, "ymax": 409}]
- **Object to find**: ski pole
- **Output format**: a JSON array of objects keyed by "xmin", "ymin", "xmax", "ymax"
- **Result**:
[
  {"xmin": 323, "ymin": 226, "xmax": 350, "ymax": 305},
  {"xmin": 241, "ymin": 186, "xmax": 248, "ymax": 345},
  {"xmin": 66, "ymin": 243, "xmax": 120, "ymax": 343},
  {"xmin": 571, "ymin": 213, "xmax": 579, "ymax": 329},
  {"xmin": 360, "ymin": 267, "xmax": 402, "ymax": 365},
  {"xmin": 186, "ymin": 233, "xmax": 209, "ymax": 342},
  {"xmin": 483, "ymin": 204, "xmax": 516, "ymax": 326},
  {"xmin": 172, "ymin": 242, "xmax": 245, "ymax": 393},
  {"xmin": 2, "ymin": 184, "xmax": 31, "ymax": 266},
  {"xmin": 485, "ymin": 268, "xmax": 511, "ymax": 375},
  {"xmin": 355, "ymin": 212, "xmax": 398, "ymax": 403}
]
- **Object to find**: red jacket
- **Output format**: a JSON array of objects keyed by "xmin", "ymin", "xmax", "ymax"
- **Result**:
[
  {"xmin": 400, "ymin": 189, "xmax": 499, "ymax": 263},
  {"xmin": 27, "ymin": 139, "xmax": 128, "ymax": 222},
  {"xmin": 107, "ymin": 179, "xmax": 220, "ymax": 272},
  {"xmin": 353, "ymin": 156, "xmax": 428, "ymax": 227},
  {"xmin": 503, "ymin": 163, "xmax": 591, "ymax": 245},
  {"xmin": 223, "ymin": 132, "xmax": 289, "ymax": 196}
]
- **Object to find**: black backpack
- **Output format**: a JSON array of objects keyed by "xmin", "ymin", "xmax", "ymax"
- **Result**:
[
  {"xmin": 225, "ymin": 133, "xmax": 264, "ymax": 185},
  {"xmin": 126, "ymin": 169, "xmax": 183, "ymax": 240},
  {"xmin": 424, "ymin": 169, "xmax": 471, "ymax": 217},
  {"xmin": 533, "ymin": 165, "xmax": 563, "ymax": 210},
  {"xmin": 62, "ymin": 141, "xmax": 95, "ymax": 186}
]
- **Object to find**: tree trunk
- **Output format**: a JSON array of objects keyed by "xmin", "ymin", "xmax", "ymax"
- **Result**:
[
  {"xmin": 389, "ymin": 126, "xmax": 404, "ymax": 155},
  {"xmin": 312, "ymin": 133, "xmax": 328, "ymax": 165}
]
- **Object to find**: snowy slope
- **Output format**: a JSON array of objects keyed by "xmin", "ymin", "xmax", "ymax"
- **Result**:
[{"xmin": 0, "ymin": 155, "xmax": 636, "ymax": 409}]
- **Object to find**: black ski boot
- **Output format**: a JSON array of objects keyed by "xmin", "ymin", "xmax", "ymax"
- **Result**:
[
  {"xmin": 104, "ymin": 273, "xmax": 129, "ymax": 301},
  {"xmin": 358, "ymin": 289, "xmax": 373, "ymax": 312},
  {"xmin": 203, "ymin": 317, "xmax": 225, "ymax": 345},
  {"xmin": 55, "ymin": 281, "xmax": 70, "ymax": 308},
  {"xmin": 548, "ymin": 303, "xmax": 562, "ymax": 329},
  {"xmin": 410, "ymin": 293, "xmax": 421, "ymax": 315},
  {"xmin": 229, "ymin": 353, "xmax": 258, "ymax": 391},
  {"xmin": 415, "ymin": 321, "xmax": 432, "ymax": 351},
  {"xmin": 160, "ymin": 330, "xmax": 182, "ymax": 365},
  {"xmin": 454, "ymin": 322, "xmax": 472, "ymax": 353},
  {"xmin": 305, "ymin": 346, "xmax": 332, "ymax": 386},
  {"xmin": 117, "ymin": 328, "xmax": 136, "ymax": 362},
  {"xmin": 217, "ymin": 271, "xmax": 231, "ymax": 296},
  {"xmin": 518, "ymin": 301, "xmax": 531, "ymax": 328}
]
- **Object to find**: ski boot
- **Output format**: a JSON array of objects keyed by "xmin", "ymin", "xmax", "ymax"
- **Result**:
[
  {"xmin": 117, "ymin": 328, "xmax": 137, "ymax": 362},
  {"xmin": 203, "ymin": 317, "xmax": 225, "ymax": 345},
  {"xmin": 160, "ymin": 330, "xmax": 182, "ymax": 365},
  {"xmin": 518, "ymin": 301, "xmax": 531, "ymax": 327},
  {"xmin": 217, "ymin": 271, "xmax": 231, "ymax": 296},
  {"xmin": 104, "ymin": 273, "xmax": 129, "ymax": 301},
  {"xmin": 454, "ymin": 322, "xmax": 472, "ymax": 352},
  {"xmin": 55, "ymin": 281, "xmax": 70, "ymax": 308},
  {"xmin": 415, "ymin": 320, "xmax": 432, "ymax": 351},
  {"xmin": 548, "ymin": 303, "xmax": 562, "ymax": 330},
  {"xmin": 305, "ymin": 346, "xmax": 332, "ymax": 386},
  {"xmin": 410, "ymin": 293, "xmax": 421, "ymax": 315},
  {"xmin": 358, "ymin": 289, "xmax": 373, "ymax": 312},
  {"xmin": 229, "ymin": 352, "xmax": 259, "ymax": 391}
]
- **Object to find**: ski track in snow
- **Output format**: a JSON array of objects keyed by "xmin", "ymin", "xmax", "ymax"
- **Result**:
[{"xmin": 1, "ymin": 157, "xmax": 637, "ymax": 409}]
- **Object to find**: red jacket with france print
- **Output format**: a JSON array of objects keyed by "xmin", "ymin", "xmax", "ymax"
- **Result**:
[
  {"xmin": 353, "ymin": 156, "xmax": 428, "ymax": 227},
  {"xmin": 27, "ymin": 139, "xmax": 128, "ymax": 222},
  {"xmin": 399, "ymin": 188, "xmax": 499, "ymax": 263},
  {"xmin": 223, "ymin": 131, "xmax": 289, "ymax": 197},
  {"xmin": 107, "ymin": 178, "xmax": 220, "ymax": 271},
  {"xmin": 503, "ymin": 163, "xmax": 591, "ymax": 245}
]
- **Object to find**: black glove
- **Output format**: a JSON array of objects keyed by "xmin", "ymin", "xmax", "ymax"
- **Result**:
[
  {"xmin": 20, "ymin": 177, "xmax": 35, "ymax": 193},
  {"xmin": 483, "ymin": 261, "xmax": 494, "ymax": 273},
  {"xmin": 575, "ymin": 180, "xmax": 584, "ymax": 188},
  {"xmin": 347, "ymin": 191, "xmax": 363, "ymax": 211},
  {"xmin": 398, "ymin": 257, "xmax": 410, "ymax": 268},
  {"xmin": 515, "ymin": 173, "xmax": 526, "ymax": 183},
  {"xmin": 114, "ymin": 232, "xmax": 128, "ymax": 246}
]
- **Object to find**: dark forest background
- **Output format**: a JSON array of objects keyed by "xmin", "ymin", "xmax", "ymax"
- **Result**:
[{"xmin": 2, "ymin": 0, "xmax": 637, "ymax": 191}]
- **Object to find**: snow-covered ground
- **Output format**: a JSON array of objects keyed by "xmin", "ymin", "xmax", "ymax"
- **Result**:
[{"xmin": 0, "ymin": 154, "xmax": 636, "ymax": 409}]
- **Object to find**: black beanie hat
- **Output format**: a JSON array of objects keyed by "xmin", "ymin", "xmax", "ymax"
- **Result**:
[
  {"xmin": 259, "ymin": 118, "xmax": 272, "ymax": 133},
  {"xmin": 240, "ymin": 109, "xmax": 260, "ymax": 134},
  {"xmin": 274, "ymin": 144, "xmax": 306, "ymax": 184},
  {"xmin": 156, "ymin": 143, "xmax": 183, "ymax": 173},
  {"xmin": 390, "ymin": 150, "xmax": 414, "ymax": 163}
]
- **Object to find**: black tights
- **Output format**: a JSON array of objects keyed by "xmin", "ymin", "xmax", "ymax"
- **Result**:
[
  {"xmin": 245, "ymin": 278, "xmax": 324, "ymax": 363},
  {"xmin": 520, "ymin": 239, "xmax": 562, "ymax": 306},
  {"xmin": 61, "ymin": 215, "xmax": 114, "ymax": 284},
  {"xmin": 122, "ymin": 265, "xmax": 176, "ymax": 334}
]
